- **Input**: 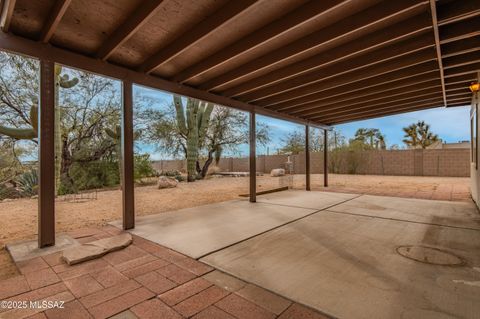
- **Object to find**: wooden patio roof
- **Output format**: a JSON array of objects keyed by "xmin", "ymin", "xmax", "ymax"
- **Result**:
[{"xmin": 0, "ymin": 0, "xmax": 478, "ymax": 126}]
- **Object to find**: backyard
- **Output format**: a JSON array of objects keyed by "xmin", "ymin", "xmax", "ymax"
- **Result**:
[{"xmin": 0, "ymin": 173, "xmax": 470, "ymax": 280}]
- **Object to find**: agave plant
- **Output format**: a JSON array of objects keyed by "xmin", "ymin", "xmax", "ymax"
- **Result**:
[{"xmin": 16, "ymin": 169, "xmax": 39, "ymax": 197}]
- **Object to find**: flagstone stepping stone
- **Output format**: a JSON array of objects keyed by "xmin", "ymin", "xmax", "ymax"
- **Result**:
[{"xmin": 62, "ymin": 233, "xmax": 132, "ymax": 265}]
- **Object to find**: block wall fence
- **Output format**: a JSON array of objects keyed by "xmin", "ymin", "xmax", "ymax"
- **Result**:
[{"xmin": 152, "ymin": 149, "xmax": 470, "ymax": 177}]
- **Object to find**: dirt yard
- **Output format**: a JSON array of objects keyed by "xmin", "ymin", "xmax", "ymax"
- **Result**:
[{"xmin": 0, "ymin": 174, "xmax": 471, "ymax": 279}]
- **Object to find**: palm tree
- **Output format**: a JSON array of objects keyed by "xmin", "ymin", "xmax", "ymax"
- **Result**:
[{"xmin": 402, "ymin": 121, "xmax": 439, "ymax": 149}]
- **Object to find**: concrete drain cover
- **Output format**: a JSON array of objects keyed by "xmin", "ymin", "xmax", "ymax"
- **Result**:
[{"xmin": 396, "ymin": 245, "xmax": 465, "ymax": 266}]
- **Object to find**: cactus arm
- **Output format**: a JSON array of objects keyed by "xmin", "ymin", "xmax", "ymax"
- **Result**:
[
  {"xmin": 29, "ymin": 104, "xmax": 38, "ymax": 133},
  {"xmin": 173, "ymin": 95, "xmax": 187, "ymax": 134},
  {"xmin": 59, "ymin": 75, "xmax": 79, "ymax": 88},
  {"xmin": 198, "ymin": 102, "xmax": 213, "ymax": 143},
  {"xmin": 105, "ymin": 128, "xmax": 117, "ymax": 139},
  {"xmin": 0, "ymin": 125, "xmax": 37, "ymax": 140}
]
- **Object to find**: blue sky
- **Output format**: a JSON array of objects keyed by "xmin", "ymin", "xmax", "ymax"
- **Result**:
[
  {"xmin": 336, "ymin": 106, "xmax": 471, "ymax": 148},
  {"xmin": 132, "ymin": 87, "xmax": 471, "ymax": 159}
]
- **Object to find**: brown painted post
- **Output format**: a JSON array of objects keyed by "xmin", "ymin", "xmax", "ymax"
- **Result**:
[
  {"xmin": 38, "ymin": 60, "xmax": 56, "ymax": 248},
  {"xmin": 249, "ymin": 112, "xmax": 256, "ymax": 203},
  {"xmin": 324, "ymin": 129, "xmax": 328, "ymax": 187},
  {"xmin": 305, "ymin": 125, "xmax": 311, "ymax": 191},
  {"xmin": 122, "ymin": 80, "xmax": 135, "ymax": 229}
]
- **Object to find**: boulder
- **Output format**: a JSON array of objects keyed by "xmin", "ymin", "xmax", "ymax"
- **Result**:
[
  {"xmin": 157, "ymin": 176, "xmax": 179, "ymax": 189},
  {"xmin": 270, "ymin": 168, "xmax": 285, "ymax": 177}
]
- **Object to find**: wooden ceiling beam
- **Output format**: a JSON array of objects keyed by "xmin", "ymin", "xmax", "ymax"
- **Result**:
[
  {"xmin": 444, "ymin": 62, "xmax": 480, "ymax": 78},
  {"xmin": 219, "ymin": 14, "xmax": 432, "ymax": 97},
  {"xmin": 317, "ymin": 97, "xmax": 445, "ymax": 122},
  {"xmin": 428, "ymin": 0, "xmax": 447, "ymax": 107},
  {"xmin": 325, "ymin": 100, "xmax": 470, "ymax": 125},
  {"xmin": 96, "ymin": 0, "xmax": 165, "ymax": 61},
  {"xmin": 39, "ymin": 0, "xmax": 71, "ymax": 43},
  {"xmin": 302, "ymin": 88, "xmax": 444, "ymax": 119},
  {"xmin": 290, "ymin": 80, "xmax": 441, "ymax": 116},
  {"xmin": 249, "ymin": 48, "xmax": 437, "ymax": 106},
  {"xmin": 291, "ymin": 79, "xmax": 468, "ymax": 117},
  {"xmin": 444, "ymin": 73, "xmax": 478, "ymax": 85},
  {"xmin": 270, "ymin": 64, "xmax": 439, "ymax": 111},
  {"xmin": 238, "ymin": 35, "xmax": 435, "ymax": 103},
  {"xmin": 0, "ymin": 0, "xmax": 15, "ymax": 32},
  {"xmin": 440, "ymin": 16, "xmax": 480, "ymax": 44},
  {"xmin": 437, "ymin": 0, "xmax": 480, "ymax": 26},
  {"xmin": 441, "ymin": 36, "xmax": 480, "ymax": 58},
  {"xmin": 171, "ymin": 0, "xmax": 358, "ymax": 83},
  {"xmin": 200, "ymin": 2, "xmax": 430, "ymax": 92},
  {"xmin": 443, "ymin": 50, "xmax": 480, "ymax": 69},
  {"xmin": 317, "ymin": 95, "xmax": 470, "ymax": 123},
  {"xmin": 0, "ymin": 32, "xmax": 330, "ymax": 129},
  {"xmin": 139, "ymin": 0, "xmax": 258, "ymax": 74},
  {"xmin": 305, "ymin": 85, "xmax": 469, "ymax": 119}
]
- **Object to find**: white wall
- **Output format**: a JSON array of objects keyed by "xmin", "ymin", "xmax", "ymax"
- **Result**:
[{"xmin": 471, "ymin": 90, "xmax": 480, "ymax": 207}]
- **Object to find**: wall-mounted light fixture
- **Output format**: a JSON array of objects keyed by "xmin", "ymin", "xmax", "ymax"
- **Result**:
[{"xmin": 470, "ymin": 82, "xmax": 480, "ymax": 93}]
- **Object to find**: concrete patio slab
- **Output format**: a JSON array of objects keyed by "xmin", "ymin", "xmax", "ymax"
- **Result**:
[
  {"xmin": 6, "ymin": 234, "xmax": 80, "ymax": 262},
  {"xmin": 110, "ymin": 199, "xmax": 317, "ymax": 258},
  {"xmin": 256, "ymin": 190, "xmax": 358, "ymax": 210},
  {"xmin": 202, "ymin": 210, "xmax": 480, "ymax": 319},
  {"xmin": 328, "ymin": 194, "xmax": 480, "ymax": 230}
]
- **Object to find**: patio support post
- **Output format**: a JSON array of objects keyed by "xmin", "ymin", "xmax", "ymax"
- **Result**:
[
  {"xmin": 324, "ymin": 129, "xmax": 328, "ymax": 187},
  {"xmin": 38, "ymin": 60, "xmax": 56, "ymax": 248},
  {"xmin": 249, "ymin": 111, "xmax": 256, "ymax": 203},
  {"xmin": 305, "ymin": 125, "xmax": 311, "ymax": 191},
  {"xmin": 122, "ymin": 80, "xmax": 135, "ymax": 230}
]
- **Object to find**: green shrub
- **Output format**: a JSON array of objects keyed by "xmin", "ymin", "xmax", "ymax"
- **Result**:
[
  {"xmin": 160, "ymin": 170, "xmax": 181, "ymax": 177},
  {"xmin": 134, "ymin": 154, "xmax": 156, "ymax": 181}
]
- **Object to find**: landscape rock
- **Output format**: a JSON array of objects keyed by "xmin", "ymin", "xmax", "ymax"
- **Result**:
[
  {"xmin": 157, "ymin": 176, "xmax": 178, "ymax": 189},
  {"xmin": 270, "ymin": 168, "xmax": 285, "ymax": 177},
  {"xmin": 62, "ymin": 233, "xmax": 132, "ymax": 265}
]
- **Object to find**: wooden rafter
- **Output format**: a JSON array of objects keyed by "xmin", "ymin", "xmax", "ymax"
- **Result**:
[
  {"xmin": 140, "ymin": 0, "xmax": 258, "ymax": 74},
  {"xmin": 96, "ymin": 0, "xmax": 165, "ymax": 60},
  {"xmin": 203, "ymin": 2, "xmax": 430, "ymax": 92},
  {"xmin": 39, "ymin": 0, "xmax": 71, "ymax": 43},
  {"xmin": 250, "ymin": 48, "xmax": 437, "ymax": 106},
  {"xmin": 172, "ymin": 0, "xmax": 355, "ymax": 83},
  {"xmin": 271, "ymin": 65, "xmax": 440, "ymax": 111},
  {"xmin": 224, "ymin": 26, "xmax": 434, "ymax": 98},
  {"xmin": 429, "ymin": 0, "xmax": 447, "ymax": 107},
  {"xmin": 0, "ymin": 0, "xmax": 15, "ymax": 32}
]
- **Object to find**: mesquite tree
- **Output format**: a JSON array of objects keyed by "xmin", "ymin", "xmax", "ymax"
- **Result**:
[{"xmin": 0, "ymin": 64, "xmax": 79, "ymax": 193}]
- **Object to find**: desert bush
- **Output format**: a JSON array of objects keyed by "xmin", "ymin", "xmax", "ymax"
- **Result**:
[
  {"xmin": 59, "ymin": 160, "xmax": 120, "ymax": 195},
  {"xmin": 160, "ymin": 170, "xmax": 181, "ymax": 177},
  {"xmin": 174, "ymin": 175, "xmax": 186, "ymax": 182},
  {"xmin": 134, "ymin": 154, "xmax": 157, "ymax": 182}
]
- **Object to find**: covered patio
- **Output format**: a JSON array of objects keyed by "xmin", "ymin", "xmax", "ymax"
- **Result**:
[
  {"xmin": 113, "ymin": 190, "xmax": 480, "ymax": 318},
  {"xmin": 1, "ymin": 0, "xmax": 480, "ymax": 318}
]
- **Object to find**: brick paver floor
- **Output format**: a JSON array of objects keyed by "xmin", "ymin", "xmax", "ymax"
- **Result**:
[{"xmin": 0, "ymin": 226, "xmax": 331, "ymax": 319}]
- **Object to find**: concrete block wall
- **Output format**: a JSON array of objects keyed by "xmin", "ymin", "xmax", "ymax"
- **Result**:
[{"xmin": 151, "ymin": 148, "xmax": 470, "ymax": 177}]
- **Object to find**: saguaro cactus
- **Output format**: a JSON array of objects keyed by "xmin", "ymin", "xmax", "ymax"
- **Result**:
[
  {"xmin": 0, "ymin": 65, "xmax": 78, "ymax": 194},
  {"xmin": 105, "ymin": 125, "xmax": 123, "ymax": 184},
  {"xmin": 173, "ymin": 95, "xmax": 213, "ymax": 182}
]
